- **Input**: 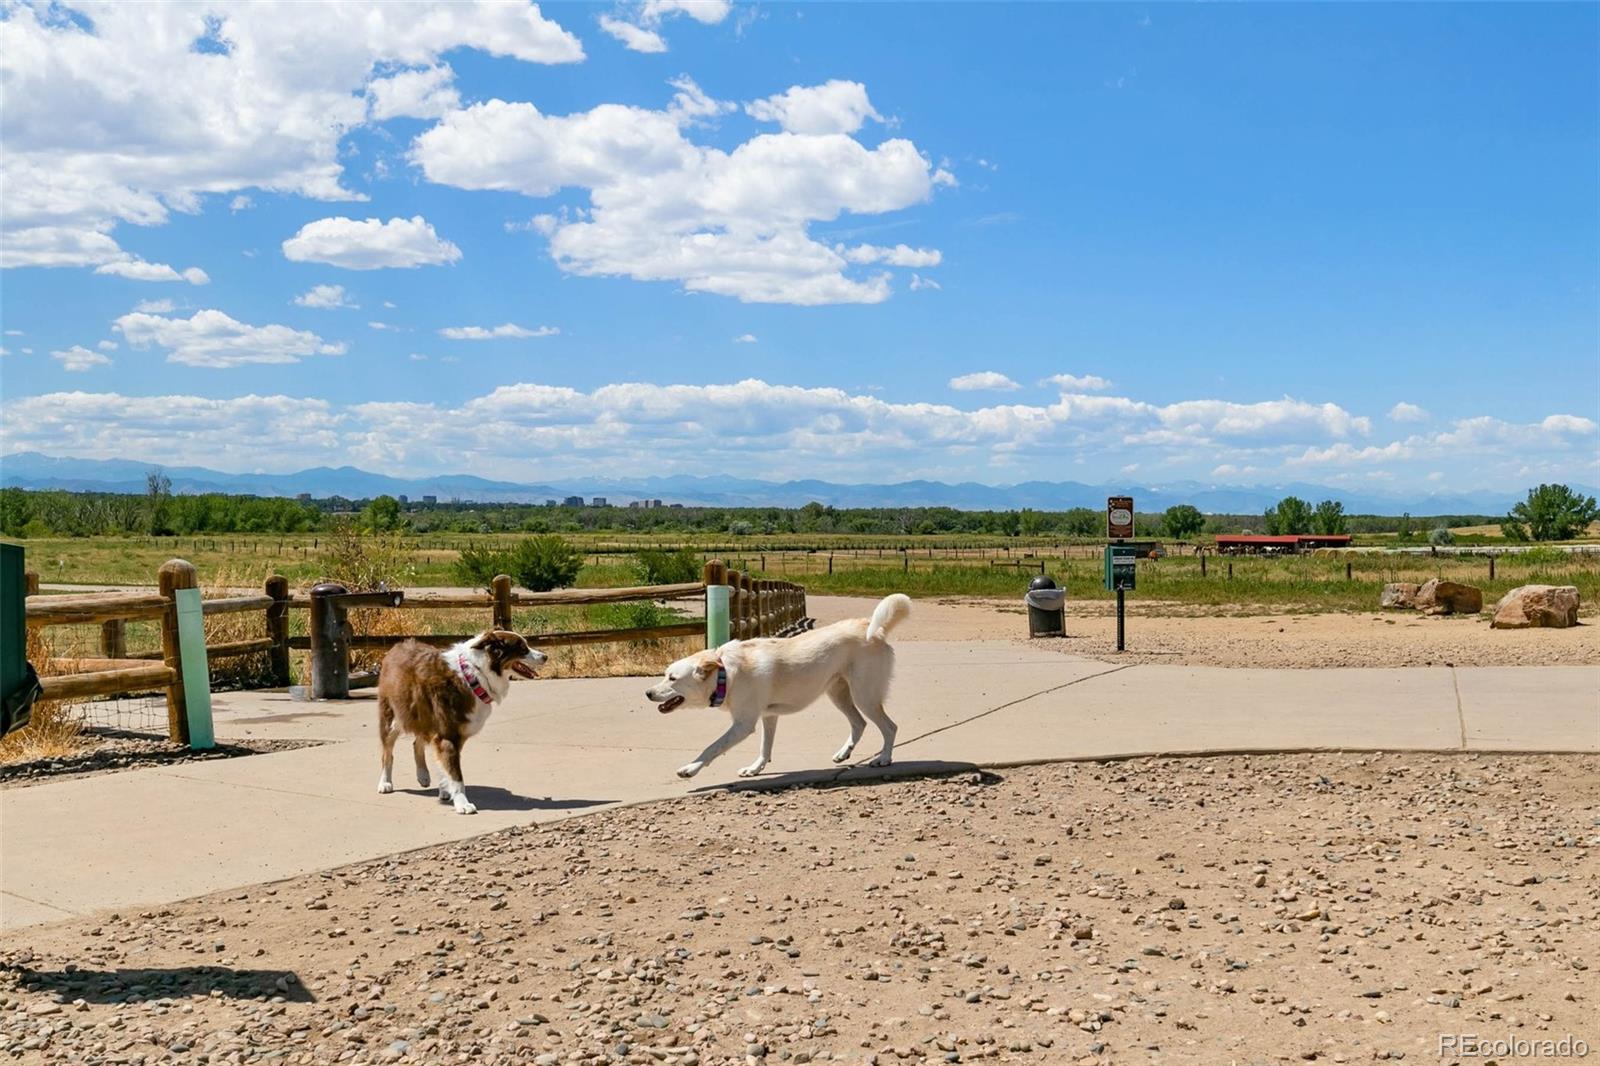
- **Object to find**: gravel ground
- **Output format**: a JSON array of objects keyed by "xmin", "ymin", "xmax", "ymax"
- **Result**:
[
  {"xmin": 3, "ymin": 753, "xmax": 1596, "ymax": 1065},
  {"xmin": 807, "ymin": 597, "xmax": 1600, "ymax": 669},
  {"xmin": 0, "ymin": 732, "xmax": 318, "ymax": 789}
]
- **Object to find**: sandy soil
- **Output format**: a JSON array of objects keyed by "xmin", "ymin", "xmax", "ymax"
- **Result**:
[
  {"xmin": 2, "ymin": 753, "xmax": 1595, "ymax": 1065},
  {"xmin": 806, "ymin": 597, "xmax": 1600, "ymax": 669}
]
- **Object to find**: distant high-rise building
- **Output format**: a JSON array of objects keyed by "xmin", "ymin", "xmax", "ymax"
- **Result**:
[
  {"xmin": 397, "ymin": 494, "xmax": 408, "ymax": 506},
  {"xmin": 296, "ymin": 493, "xmax": 312, "ymax": 503},
  {"xmin": 650, "ymin": 499, "xmax": 663, "ymax": 508},
  {"xmin": 422, "ymin": 495, "xmax": 438, "ymax": 505},
  {"xmin": 590, "ymin": 497, "xmax": 607, "ymax": 508},
  {"xmin": 563, "ymin": 496, "xmax": 584, "ymax": 507},
  {"xmin": 545, "ymin": 499, "xmax": 558, "ymax": 507}
]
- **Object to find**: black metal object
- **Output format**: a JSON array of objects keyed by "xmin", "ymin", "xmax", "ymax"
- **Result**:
[
  {"xmin": 1116, "ymin": 589, "xmax": 1125, "ymax": 652},
  {"xmin": 1025, "ymin": 575, "xmax": 1067, "ymax": 638},
  {"xmin": 308, "ymin": 583, "xmax": 405, "ymax": 699},
  {"xmin": 1, "ymin": 544, "xmax": 41, "ymax": 738}
]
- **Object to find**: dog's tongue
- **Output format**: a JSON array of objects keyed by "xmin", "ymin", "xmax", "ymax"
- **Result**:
[
  {"xmin": 510, "ymin": 660, "xmax": 538, "ymax": 679},
  {"xmin": 658, "ymin": 695, "xmax": 684, "ymax": 714}
]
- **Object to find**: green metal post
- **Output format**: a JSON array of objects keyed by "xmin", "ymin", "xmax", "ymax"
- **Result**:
[{"xmin": 173, "ymin": 587, "xmax": 215, "ymax": 749}]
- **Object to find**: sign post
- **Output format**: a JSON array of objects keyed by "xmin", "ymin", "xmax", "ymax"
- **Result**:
[{"xmin": 1104, "ymin": 496, "xmax": 1136, "ymax": 652}]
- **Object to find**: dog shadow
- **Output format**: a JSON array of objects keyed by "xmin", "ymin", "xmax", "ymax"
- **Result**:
[
  {"xmin": 398, "ymin": 786, "xmax": 612, "ymax": 812},
  {"xmin": 696, "ymin": 759, "xmax": 1005, "ymax": 794},
  {"xmin": 3, "ymin": 965, "xmax": 315, "ymax": 1004}
]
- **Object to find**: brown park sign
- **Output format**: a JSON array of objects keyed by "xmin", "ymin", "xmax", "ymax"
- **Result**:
[{"xmin": 1107, "ymin": 496, "xmax": 1134, "ymax": 539}]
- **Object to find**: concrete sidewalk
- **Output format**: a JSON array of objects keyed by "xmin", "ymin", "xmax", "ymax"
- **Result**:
[{"xmin": 2, "ymin": 641, "xmax": 1595, "ymax": 931}]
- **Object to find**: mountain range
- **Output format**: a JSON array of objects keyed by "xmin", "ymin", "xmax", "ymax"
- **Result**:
[{"xmin": 2, "ymin": 451, "xmax": 1578, "ymax": 516}]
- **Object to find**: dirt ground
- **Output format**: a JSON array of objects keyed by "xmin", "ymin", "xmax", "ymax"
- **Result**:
[
  {"xmin": 2, "ymin": 753, "xmax": 1595, "ymax": 1065},
  {"xmin": 806, "ymin": 597, "xmax": 1600, "ymax": 669}
]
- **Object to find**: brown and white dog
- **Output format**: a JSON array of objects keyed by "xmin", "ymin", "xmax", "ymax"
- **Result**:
[{"xmin": 376, "ymin": 630, "xmax": 546, "ymax": 814}]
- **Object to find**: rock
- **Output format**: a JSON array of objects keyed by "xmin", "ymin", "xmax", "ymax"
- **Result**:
[
  {"xmin": 1379, "ymin": 582, "xmax": 1420, "ymax": 609},
  {"xmin": 1414, "ymin": 578, "xmax": 1483, "ymax": 615},
  {"xmin": 1490, "ymin": 584, "xmax": 1581, "ymax": 629}
]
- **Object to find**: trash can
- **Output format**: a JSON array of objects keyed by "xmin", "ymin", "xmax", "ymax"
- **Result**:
[{"xmin": 1025, "ymin": 575, "xmax": 1067, "ymax": 637}]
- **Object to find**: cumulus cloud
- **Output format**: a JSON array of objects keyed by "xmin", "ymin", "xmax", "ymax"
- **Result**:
[
  {"xmin": 733, "ymin": 333, "xmax": 757, "ymax": 343},
  {"xmin": 1, "ymin": 3, "xmax": 581, "ymax": 277},
  {"xmin": 598, "ymin": 15, "xmax": 667, "ymax": 53},
  {"xmin": 114, "ymin": 309, "xmax": 346, "ymax": 368},
  {"xmin": 132, "ymin": 298, "xmax": 175, "ymax": 314},
  {"xmin": 1045, "ymin": 373, "xmax": 1113, "ymax": 391},
  {"xmin": 282, "ymin": 216, "xmax": 462, "ymax": 270},
  {"xmin": 841, "ymin": 244, "xmax": 941, "ymax": 267},
  {"xmin": 949, "ymin": 372, "xmax": 1020, "ymax": 392},
  {"xmin": 51, "ymin": 345, "xmax": 112, "ymax": 372},
  {"xmin": 641, "ymin": 0, "xmax": 732, "ymax": 24},
  {"xmin": 1388, "ymin": 401, "xmax": 1429, "ymax": 423},
  {"xmin": 438, "ymin": 323, "xmax": 559, "ymax": 340},
  {"xmin": 368, "ymin": 65, "xmax": 461, "ymax": 121},
  {"xmin": 410, "ymin": 78, "xmax": 948, "ymax": 304},
  {"xmin": 746, "ymin": 81, "xmax": 882, "ymax": 135},
  {"xmin": 94, "ymin": 260, "xmax": 210, "ymax": 284},
  {"xmin": 293, "ymin": 284, "xmax": 358, "ymax": 309}
]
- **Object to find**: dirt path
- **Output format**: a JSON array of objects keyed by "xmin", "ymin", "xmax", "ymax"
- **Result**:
[
  {"xmin": 806, "ymin": 596, "xmax": 1600, "ymax": 669},
  {"xmin": 3, "ymin": 753, "xmax": 1595, "ymax": 1065}
]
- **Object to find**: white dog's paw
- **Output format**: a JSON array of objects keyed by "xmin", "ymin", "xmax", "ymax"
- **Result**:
[
  {"xmin": 737, "ymin": 760, "xmax": 767, "ymax": 778},
  {"xmin": 416, "ymin": 768, "xmax": 430, "ymax": 788},
  {"xmin": 676, "ymin": 761, "xmax": 704, "ymax": 779},
  {"xmin": 377, "ymin": 778, "xmax": 394, "ymax": 795},
  {"xmin": 867, "ymin": 753, "xmax": 894, "ymax": 768},
  {"xmin": 831, "ymin": 747, "xmax": 854, "ymax": 764},
  {"xmin": 452, "ymin": 797, "xmax": 477, "ymax": 815}
]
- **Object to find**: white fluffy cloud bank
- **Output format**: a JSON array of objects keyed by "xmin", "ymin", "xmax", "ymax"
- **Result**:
[
  {"xmin": 7, "ymin": 378, "xmax": 1589, "ymax": 488},
  {"xmin": 114, "ymin": 309, "xmax": 347, "ymax": 368},
  {"xmin": 412, "ymin": 78, "xmax": 949, "ymax": 304}
]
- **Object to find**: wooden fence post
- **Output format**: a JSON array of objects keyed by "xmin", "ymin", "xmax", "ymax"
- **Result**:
[
  {"xmin": 265, "ymin": 575, "xmax": 291, "ymax": 687},
  {"xmin": 492, "ymin": 574, "xmax": 513, "ymax": 631},
  {"xmin": 1200, "ymin": 553, "xmax": 1207, "ymax": 577},
  {"xmin": 1489, "ymin": 556, "xmax": 1496, "ymax": 580},
  {"xmin": 100, "ymin": 620, "xmax": 127, "ymax": 660},
  {"xmin": 739, "ymin": 573, "xmax": 755, "ymax": 639},
  {"xmin": 308, "ymin": 582, "xmax": 350, "ymax": 699},
  {"xmin": 158, "ymin": 558, "xmax": 197, "ymax": 744}
]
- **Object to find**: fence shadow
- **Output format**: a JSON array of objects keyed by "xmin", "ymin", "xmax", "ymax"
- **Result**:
[{"xmin": 4, "ymin": 965, "xmax": 315, "ymax": 1004}]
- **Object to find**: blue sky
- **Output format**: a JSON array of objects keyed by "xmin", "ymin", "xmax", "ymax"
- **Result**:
[{"xmin": 1, "ymin": 1, "xmax": 1596, "ymax": 493}]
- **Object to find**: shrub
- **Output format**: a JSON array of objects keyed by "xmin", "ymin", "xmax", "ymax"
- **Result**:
[
  {"xmin": 454, "ymin": 535, "xmax": 583, "ymax": 592},
  {"xmin": 1428, "ymin": 526, "xmax": 1455, "ymax": 546},
  {"xmin": 321, "ymin": 520, "xmax": 414, "ymax": 591},
  {"xmin": 634, "ymin": 547, "xmax": 701, "ymax": 586}
]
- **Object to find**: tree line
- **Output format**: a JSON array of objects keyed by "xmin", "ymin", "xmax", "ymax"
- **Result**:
[{"xmin": 2, "ymin": 480, "xmax": 1592, "ymax": 543}]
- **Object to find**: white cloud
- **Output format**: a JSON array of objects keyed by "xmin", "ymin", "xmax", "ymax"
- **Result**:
[
  {"xmin": 408, "ymin": 353, "xmax": 428, "ymax": 361},
  {"xmin": 368, "ymin": 321, "xmax": 406, "ymax": 332},
  {"xmin": 282, "ymin": 216, "xmax": 462, "ymax": 270},
  {"xmin": 0, "ymin": 2, "xmax": 581, "ymax": 276},
  {"xmin": 641, "ymin": 0, "xmax": 732, "ymax": 24},
  {"xmin": 132, "ymin": 298, "xmax": 175, "ymax": 314},
  {"xmin": 598, "ymin": 15, "xmax": 667, "ymax": 53},
  {"xmin": 51, "ymin": 345, "xmax": 112, "ymax": 372},
  {"xmin": 410, "ymin": 78, "xmax": 947, "ymax": 304},
  {"xmin": 94, "ymin": 260, "xmax": 210, "ymax": 285},
  {"xmin": 96, "ymin": 340, "xmax": 117, "ymax": 351},
  {"xmin": 368, "ymin": 64, "xmax": 461, "ymax": 121},
  {"xmin": 1388, "ymin": 401, "xmax": 1429, "ymax": 423},
  {"xmin": 746, "ymin": 80, "xmax": 882, "ymax": 135},
  {"xmin": 949, "ymin": 372, "xmax": 1020, "ymax": 392},
  {"xmin": 114, "ymin": 309, "xmax": 346, "ymax": 368},
  {"xmin": 841, "ymin": 243, "xmax": 942, "ymax": 267},
  {"xmin": 1045, "ymin": 373, "xmax": 1113, "ymax": 391},
  {"xmin": 733, "ymin": 333, "xmax": 757, "ymax": 343},
  {"xmin": 230, "ymin": 195, "xmax": 254, "ymax": 212},
  {"xmin": 908, "ymin": 274, "xmax": 940, "ymax": 291},
  {"xmin": 293, "ymin": 284, "xmax": 358, "ymax": 309},
  {"xmin": 438, "ymin": 323, "xmax": 559, "ymax": 340}
]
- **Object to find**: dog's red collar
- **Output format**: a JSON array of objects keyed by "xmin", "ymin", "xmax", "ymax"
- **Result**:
[{"xmin": 456, "ymin": 653, "xmax": 495, "ymax": 706}]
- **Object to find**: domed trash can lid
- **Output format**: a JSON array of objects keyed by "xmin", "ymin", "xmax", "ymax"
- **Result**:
[
  {"xmin": 1025, "ymin": 587, "xmax": 1067, "ymax": 611},
  {"xmin": 1029, "ymin": 574, "xmax": 1058, "ymax": 591}
]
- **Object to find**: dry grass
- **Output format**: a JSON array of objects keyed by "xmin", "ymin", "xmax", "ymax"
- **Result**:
[
  {"xmin": 0, "ymin": 627, "xmax": 85, "ymax": 765},
  {"xmin": 538, "ymin": 635, "xmax": 699, "ymax": 678}
]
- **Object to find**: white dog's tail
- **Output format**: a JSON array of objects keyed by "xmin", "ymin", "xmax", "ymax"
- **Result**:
[{"xmin": 867, "ymin": 593, "xmax": 912, "ymax": 642}]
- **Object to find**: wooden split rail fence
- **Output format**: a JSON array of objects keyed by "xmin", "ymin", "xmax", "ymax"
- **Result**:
[{"xmin": 21, "ymin": 558, "xmax": 808, "ymax": 742}]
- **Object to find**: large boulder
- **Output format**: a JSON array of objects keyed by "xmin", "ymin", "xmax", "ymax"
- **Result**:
[
  {"xmin": 1414, "ymin": 578, "xmax": 1484, "ymax": 616},
  {"xmin": 1380, "ymin": 582, "xmax": 1420, "ymax": 609},
  {"xmin": 1490, "ymin": 584, "xmax": 1581, "ymax": 629}
]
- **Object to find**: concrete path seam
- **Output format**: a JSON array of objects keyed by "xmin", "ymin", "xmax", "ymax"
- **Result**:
[
  {"xmin": 1, "ymin": 889, "xmax": 79, "ymax": 920},
  {"xmin": 891, "ymin": 663, "xmax": 1137, "ymax": 752},
  {"xmin": 1450, "ymin": 666, "xmax": 1466, "ymax": 750}
]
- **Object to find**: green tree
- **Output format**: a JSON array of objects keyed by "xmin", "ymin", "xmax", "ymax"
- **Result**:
[
  {"xmin": 1018, "ymin": 508, "xmax": 1048, "ymax": 536},
  {"xmin": 1061, "ymin": 507, "xmax": 1100, "ymax": 536},
  {"xmin": 1428, "ymin": 526, "xmax": 1455, "ymax": 546},
  {"xmin": 1397, "ymin": 512, "xmax": 1415, "ymax": 540},
  {"xmin": 361, "ymin": 494, "xmax": 404, "ymax": 532},
  {"xmin": 1162, "ymin": 504, "xmax": 1204, "ymax": 540},
  {"xmin": 1263, "ymin": 495, "xmax": 1313, "ymax": 535},
  {"xmin": 1312, "ymin": 499, "xmax": 1347, "ymax": 535},
  {"xmin": 0, "ymin": 487, "xmax": 36, "ymax": 537},
  {"xmin": 1502, "ymin": 483, "xmax": 1600, "ymax": 542}
]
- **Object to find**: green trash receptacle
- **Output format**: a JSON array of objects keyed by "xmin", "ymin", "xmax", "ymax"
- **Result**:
[
  {"xmin": 2, "ymin": 543, "xmax": 43, "ymax": 737},
  {"xmin": 1025, "ymin": 575, "xmax": 1066, "ymax": 637}
]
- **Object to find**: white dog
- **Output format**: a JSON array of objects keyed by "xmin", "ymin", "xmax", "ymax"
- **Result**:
[{"xmin": 645, "ymin": 594, "xmax": 911, "ymax": 779}]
